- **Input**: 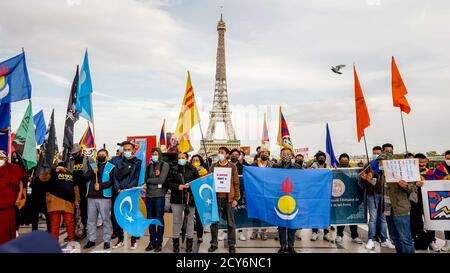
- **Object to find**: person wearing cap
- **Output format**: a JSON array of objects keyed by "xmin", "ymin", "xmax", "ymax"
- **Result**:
[
  {"xmin": 111, "ymin": 141, "xmax": 142, "ymax": 250},
  {"xmin": 67, "ymin": 143, "xmax": 95, "ymax": 239},
  {"xmin": 144, "ymin": 147, "xmax": 170, "ymax": 252},
  {"xmin": 0, "ymin": 151, "xmax": 28, "ymax": 244}
]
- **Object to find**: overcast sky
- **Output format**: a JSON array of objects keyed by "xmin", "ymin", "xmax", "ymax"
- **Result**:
[{"xmin": 1, "ymin": 0, "xmax": 449, "ymax": 158}]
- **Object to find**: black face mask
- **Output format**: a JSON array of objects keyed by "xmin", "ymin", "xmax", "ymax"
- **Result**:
[
  {"xmin": 295, "ymin": 160, "xmax": 303, "ymax": 166},
  {"xmin": 318, "ymin": 159, "xmax": 325, "ymax": 165},
  {"xmin": 97, "ymin": 156, "xmax": 107, "ymax": 163},
  {"xmin": 340, "ymin": 163, "xmax": 349, "ymax": 168},
  {"xmin": 260, "ymin": 155, "xmax": 269, "ymax": 161},
  {"xmin": 230, "ymin": 157, "xmax": 239, "ymax": 163}
]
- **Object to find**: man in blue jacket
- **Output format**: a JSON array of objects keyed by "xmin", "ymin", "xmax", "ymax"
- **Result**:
[{"xmin": 111, "ymin": 141, "xmax": 142, "ymax": 250}]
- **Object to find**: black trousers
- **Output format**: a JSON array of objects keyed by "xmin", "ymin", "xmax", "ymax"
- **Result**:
[
  {"xmin": 194, "ymin": 208, "xmax": 204, "ymax": 239},
  {"xmin": 111, "ymin": 191, "xmax": 119, "ymax": 236},
  {"xmin": 410, "ymin": 192, "xmax": 435, "ymax": 243},
  {"xmin": 336, "ymin": 225, "xmax": 359, "ymax": 238},
  {"xmin": 31, "ymin": 183, "xmax": 50, "ymax": 231},
  {"xmin": 210, "ymin": 198, "xmax": 236, "ymax": 247}
]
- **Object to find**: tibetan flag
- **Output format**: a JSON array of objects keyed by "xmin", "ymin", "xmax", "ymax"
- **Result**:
[
  {"xmin": 392, "ymin": 56, "xmax": 411, "ymax": 114},
  {"xmin": 262, "ymin": 113, "xmax": 270, "ymax": 146},
  {"xmin": 76, "ymin": 50, "xmax": 93, "ymax": 122},
  {"xmin": 174, "ymin": 71, "xmax": 200, "ymax": 152},
  {"xmin": 325, "ymin": 123, "xmax": 339, "ymax": 168},
  {"xmin": 33, "ymin": 110, "xmax": 46, "ymax": 146},
  {"xmin": 13, "ymin": 101, "xmax": 37, "ymax": 170},
  {"xmin": 244, "ymin": 166, "xmax": 333, "ymax": 229},
  {"xmin": 277, "ymin": 107, "xmax": 293, "ymax": 149},
  {"xmin": 0, "ymin": 52, "xmax": 32, "ymax": 103},
  {"xmin": 79, "ymin": 124, "xmax": 95, "ymax": 149},
  {"xmin": 158, "ymin": 119, "xmax": 166, "ymax": 151},
  {"xmin": 354, "ymin": 65, "xmax": 370, "ymax": 142}
]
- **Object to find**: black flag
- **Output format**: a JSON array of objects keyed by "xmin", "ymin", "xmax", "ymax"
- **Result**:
[
  {"xmin": 63, "ymin": 66, "xmax": 79, "ymax": 164},
  {"xmin": 36, "ymin": 109, "xmax": 58, "ymax": 176}
]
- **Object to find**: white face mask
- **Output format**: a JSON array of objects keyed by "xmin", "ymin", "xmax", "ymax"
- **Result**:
[
  {"xmin": 218, "ymin": 154, "xmax": 225, "ymax": 161},
  {"xmin": 445, "ymin": 160, "xmax": 450, "ymax": 166},
  {"xmin": 0, "ymin": 159, "xmax": 6, "ymax": 167},
  {"xmin": 372, "ymin": 154, "xmax": 380, "ymax": 160}
]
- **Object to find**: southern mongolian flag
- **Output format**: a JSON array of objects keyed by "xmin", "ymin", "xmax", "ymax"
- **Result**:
[
  {"xmin": 158, "ymin": 119, "xmax": 166, "ymax": 151},
  {"xmin": 79, "ymin": 124, "xmax": 95, "ymax": 149},
  {"xmin": 353, "ymin": 65, "xmax": 371, "ymax": 142},
  {"xmin": 0, "ymin": 52, "xmax": 32, "ymax": 104},
  {"xmin": 261, "ymin": 113, "xmax": 270, "ymax": 147},
  {"xmin": 392, "ymin": 56, "xmax": 411, "ymax": 114},
  {"xmin": 174, "ymin": 71, "xmax": 200, "ymax": 153},
  {"xmin": 13, "ymin": 101, "xmax": 37, "ymax": 170},
  {"xmin": 0, "ymin": 103, "xmax": 11, "ymax": 155},
  {"xmin": 277, "ymin": 107, "xmax": 293, "ymax": 149},
  {"xmin": 243, "ymin": 166, "xmax": 333, "ymax": 229}
]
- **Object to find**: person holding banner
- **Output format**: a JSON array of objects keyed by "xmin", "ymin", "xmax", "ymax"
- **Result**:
[
  {"xmin": 335, "ymin": 153, "xmax": 363, "ymax": 244},
  {"xmin": 144, "ymin": 147, "xmax": 169, "ymax": 252},
  {"xmin": 208, "ymin": 147, "xmax": 240, "ymax": 253},
  {"xmin": 166, "ymin": 152, "xmax": 199, "ymax": 253},
  {"xmin": 434, "ymin": 150, "xmax": 450, "ymax": 252},
  {"xmin": 273, "ymin": 147, "xmax": 301, "ymax": 253},
  {"xmin": 83, "ymin": 149, "xmax": 114, "ymax": 250},
  {"xmin": 191, "ymin": 154, "xmax": 208, "ymax": 243},
  {"xmin": 111, "ymin": 141, "xmax": 142, "ymax": 250},
  {"xmin": 250, "ymin": 147, "xmax": 273, "ymax": 241}
]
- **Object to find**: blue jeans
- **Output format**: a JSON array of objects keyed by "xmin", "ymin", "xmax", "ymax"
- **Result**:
[
  {"xmin": 146, "ymin": 197, "xmax": 165, "ymax": 246},
  {"xmin": 386, "ymin": 215, "xmax": 415, "ymax": 253},
  {"xmin": 367, "ymin": 194, "xmax": 388, "ymax": 242},
  {"xmin": 278, "ymin": 227, "xmax": 296, "ymax": 248}
]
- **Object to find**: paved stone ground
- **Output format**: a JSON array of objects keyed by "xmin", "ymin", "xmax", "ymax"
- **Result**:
[{"xmin": 19, "ymin": 220, "xmax": 447, "ymax": 253}]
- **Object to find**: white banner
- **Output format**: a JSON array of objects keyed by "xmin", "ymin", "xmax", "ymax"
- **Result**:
[
  {"xmin": 382, "ymin": 159, "xmax": 420, "ymax": 182},
  {"xmin": 214, "ymin": 167, "xmax": 232, "ymax": 193},
  {"xmin": 421, "ymin": 180, "xmax": 450, "ymax": 231}
]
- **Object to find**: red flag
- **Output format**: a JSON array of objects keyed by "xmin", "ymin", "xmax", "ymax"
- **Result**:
[
  {"xmin": 392, "ymin": 56, "xmax": 411, "ymax": 114},
  {"xmin": 354, "ymin": 65, "xmax": 371, "ymax": 142}
]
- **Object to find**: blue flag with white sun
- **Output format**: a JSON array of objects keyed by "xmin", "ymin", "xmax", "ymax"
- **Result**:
[{"xmin": 243, "ymin": 166, "xmax": 333, "ymax": 229}]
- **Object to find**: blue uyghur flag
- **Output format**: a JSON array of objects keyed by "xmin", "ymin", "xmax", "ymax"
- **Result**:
[
  {"xmin": 33, "ymin": 110, "xmax": 46, "ymax": 145},
  {"xmin": 75, "ymin": 50, "xmax": 93, "ymax": 122},
  {"xmin": 190, "ymin": 174, "xmax": 219, "ymax": 226},
  {"xmin": 0, "ymin": 52, "xmax": 32, "ymax": 103},
  {"xmin": 114, "ymin": 187, "xmax": 163, "ymax": 237},
  {"xmin": 243, "ymin": 166, "xmax": 333, "ymax": 229},
  {"xmin": 135, "ymin": 140, "xmax": 146, "ymax": 186},
  {"xmin": 326, "ymin": 123, "xmax": 339, "ymax": 167}
]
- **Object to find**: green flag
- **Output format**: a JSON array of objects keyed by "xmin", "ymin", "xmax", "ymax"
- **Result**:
[{"xmin": 13, "ymin": 101, "xmax": 37, "ymax": 170}]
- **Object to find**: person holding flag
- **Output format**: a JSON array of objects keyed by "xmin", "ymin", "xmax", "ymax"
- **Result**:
[
  {"xmin": 190, "ymin": 154, "xmax": 209, "ymax": 243},
  {"xmin": 144, "ymin": 147, "xmax": 169, "ymax": 252}
]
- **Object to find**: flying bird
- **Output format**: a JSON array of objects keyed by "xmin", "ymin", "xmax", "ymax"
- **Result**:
[{"xmin": 331, "ymin": 65, "xmax": 346, "ymax": 74}]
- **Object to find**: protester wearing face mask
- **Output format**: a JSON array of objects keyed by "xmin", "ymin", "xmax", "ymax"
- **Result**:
[
  {"xmin": 360, "ymin": 146, "xmax": 395, "ymax": 250},
  {"xmin": 230, "ymin": 149, "xmax": 248, "ymax": 242},
  {"xmin": 83, "ymin": 149, "xmax": 114, "ymax": 250},
  {"xmin": 109, "ymin": 141, "xmax": 125, "ymax": 240},
  {"xmin": 67, "ymin": 143, "xmax": 95, "ymax": 240},
  {"xmin": 144, "ymin": 147, "xmax": 169, "ymax": 252},
  {"xmin": 250, "ymin": 147, "xmax": 273, "ymax": 241},
  {"xmin": 409, "ymin": 153, "xmax": 439, "ymax": 251},
  {"xmin": 190, "ymin": 155, "xmax": 209, "ymax": 244},
  {"xmin": 294, "ymin": 154, "xmax": 304, "ymax": 168},
  {"xmin": 335, "ymin": 153, "xmax": 364, "ymax": 245},
  {"xmin": 208, "ymin": 147, "xmax": 240, "ymax": 253},
  {"xmin": 0, "ymin": 151, "xmax": 27, "ymax": 244},
  {"xmin": 111, "ymin": 141, "xmax": 142, "ymax": 250},
  {"xmin": 273, "ymin": 147, "xmax": 301, "ymax": 253},
  {"xmin": 434, "ymin": 150, "xmax": 450, "ymax": 251},
  {"xmin": 239, "ymin": 150, "xmax": 249, "ymax": 166},
  {"xmin": 166, "ymin": 152, "xmax": 199, "ymax": 253}
]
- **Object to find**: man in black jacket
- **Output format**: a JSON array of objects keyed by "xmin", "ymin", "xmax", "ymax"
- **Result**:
[{"xmin": 111, "ymin": 141, "xmax": 142, "ymax": 250}]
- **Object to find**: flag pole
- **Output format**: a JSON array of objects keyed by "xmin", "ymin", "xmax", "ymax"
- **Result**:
[
  {"xmin": 400, "ymin": 109, "xmax": 408, "ymax": 154},
  {"xmin": 363, "ymin": 134, "xmax": 370, "ymax": 165},
  {"xmin": 199, "ymin": 122, "xmax": 210, "ymax": 170}
]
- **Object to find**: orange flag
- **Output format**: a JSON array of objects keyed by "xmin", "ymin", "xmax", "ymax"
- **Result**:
[
  {"xmin": 354, "ymin": 65, "xmax": 371, "ymax": 142},
  {"xmin": 391, "ymin": 56, "xmax": 411, "ymax": 114}
]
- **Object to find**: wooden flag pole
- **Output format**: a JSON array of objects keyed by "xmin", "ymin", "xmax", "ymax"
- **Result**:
[
  {"xmin": 363, "ymin": 134, "xmax": 370, "ymax": 165},
  {"xmin": 400, "ymin": 109, "xmax": 409, "ymax": 154}
]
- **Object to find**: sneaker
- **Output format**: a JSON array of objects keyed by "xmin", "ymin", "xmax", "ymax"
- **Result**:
[
  {"xmin": 278, "ymin": 246, "xmax": 286, "ymax": 253},
  {"xmin": 250, "ymin": 231, "xmax": 258, "ymax": 240},
  {"xmin": 365, "ymin": 239, "xmax": 375, "ymax": 250},
  {"xmin": 103, "ymin": 242, "xmax": 110, "ymax": 249},
  {"xmin": 83, "ymin": 241, "xmax": 96, "ymax": 249},
  {"xmin": 229, "ymin": 246, "xmax": 236, "ymax": 253},
  {"xmin": 261, "ymin": 232, "xmax": 268, "ymax": 240},
  {"xmin": 145, "ymin": 243, "xmax": 155, "ymax": 252},
  {"xmin": 129, "ymin": 241, "xmax": 138, "ymax": 250},
  {"xmin": 335, "ymin": 236, "xmax": 343, "ymax": 243},
  {"xmin": 380, "ymin": 240, "xmax": 395, "ymax": 249},
  {"xmin": 310, "ymin": 232, "xmax": 318, "ymax": 241},
  {"xmin": 286, "ymin": 246, "xmax": 297, "ymax": 253},
  {"xmin": 429, "ymin": 241, "xmax": 440, "ymax": 252},
  {"xmin": 154, "ymin": 245, "xmax": 162, "ymax": 252},
  {"xmin": 440, "ymin": 241, "xmax": 449, "ymax": 252},
  {"xmin": 295, "ymin": 230, "xmax": 302, "ymax": 240},
  {"xmin": 112, "ymin": 241, "xmax": 124, "ymax": 249},
  {"xmin": 208, "ymin": 245, "xmax": 218, "ymax": 252},
  {"xmin": 324, "ymin": 233, "xmax": 334, "ymax": 243},
  {"xmin": 239, "ymin": 232, "xmax": 246, "ymax": 241},
  {"xmin": 352, "ymin": 237, "xmax": 363, "ymax": 244}
]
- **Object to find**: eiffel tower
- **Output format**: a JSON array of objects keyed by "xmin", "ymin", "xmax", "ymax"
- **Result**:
[{"xmin": 201, "ymin": 14, "xmax": 240, "ymax": 156}]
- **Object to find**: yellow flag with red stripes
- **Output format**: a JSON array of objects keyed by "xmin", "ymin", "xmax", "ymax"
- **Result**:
[{"xmin": 174, "ymin": 71, "xmax": 200, "ymax": 152}]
